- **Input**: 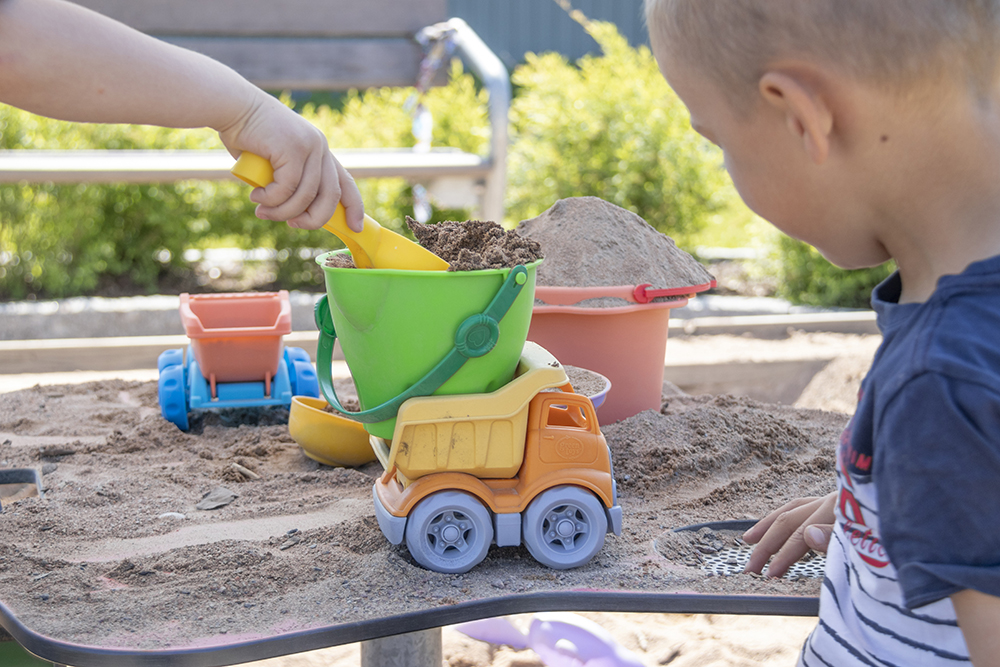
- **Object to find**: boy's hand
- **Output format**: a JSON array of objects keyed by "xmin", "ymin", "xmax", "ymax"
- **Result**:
[
  {"xmin": 742, "ymin": 491, "xmax": 837, "ymax": 577},
  {"xmin": 217, "ymin": 93, "xmax": 364, "ymax": 233}
]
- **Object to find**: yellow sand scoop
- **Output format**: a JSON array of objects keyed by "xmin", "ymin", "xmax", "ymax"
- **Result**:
[
  {"xmin": 232, "ymin": 152, "xmax": 449, "ymax": 271},
  {"xmin": 288, "ymin": 396, "xmax": 376, "ymax": 467}
]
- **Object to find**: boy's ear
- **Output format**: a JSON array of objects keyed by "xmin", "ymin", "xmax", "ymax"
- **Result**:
[{"xmin": 758, "ymin": 70, "xmax": 834, "ymax": 165}]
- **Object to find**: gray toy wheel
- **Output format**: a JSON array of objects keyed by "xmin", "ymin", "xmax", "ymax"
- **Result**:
[
  {"xmin": 405, "ymin": 490, "xmax": 493, "ymax": 574},
  {"xmin": 523, "ymin": 485, "xmax": 607, "ymax": 569}
]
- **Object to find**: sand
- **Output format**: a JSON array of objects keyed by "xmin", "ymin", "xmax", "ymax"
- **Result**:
[
  {"xmin": 0, "ymin": 198, "xmax": 867, "ymax": 665},
  {"xmin": 323, "ymin": 219, "xmax": 543, "ymax": 272},
  {"xmin": 323, "ymin": 198, "xmax": 716, "ymax": 308},
  {"xmin": 0, "ymin": 359, "xmax": 857, "ymax": 665},
  {"xmin": 407, "ymin": 218, "xmax": 543, "ymax": 271},
  {"xmin": 516, "ymin": 198, "xmax": 717, "ymax": 308}
]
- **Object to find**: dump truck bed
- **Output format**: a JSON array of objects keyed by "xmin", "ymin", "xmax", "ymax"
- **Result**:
[
  {"xmin": 179, "ymin": 291, "xmax": 292, "ymax": 384},
  {"xmin": 371, "ymin": 341, "xmax": 571, "ymax": 480}
]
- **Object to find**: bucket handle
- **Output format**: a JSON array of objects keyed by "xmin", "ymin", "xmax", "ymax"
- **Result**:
[{"xmin": 314, "ymin": 265, "xmax": 530, "ymax": 424}]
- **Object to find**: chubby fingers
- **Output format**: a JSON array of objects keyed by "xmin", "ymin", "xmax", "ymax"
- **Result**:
[
  {"xmin": 251, "ymin": 148, "xmax": 326, "ymax": 227},
  {"xmin": 253, "ymin": 152, "xmax": 363, "ymax": 232},
  {"xmin": 804, "ymin": 523, "xmax": 834, "ymax": 552},
  {"xmin": 331, "ymin": 158, "xmax": 364, "ymax": 233},
  {"xmin": 743, "ymin": 496, "xmax": 820, "ymax": 546},
  {"xmin": 762, "ymin": 510, "xmax": 834, "ymax": 578},
  {"xmin": 742, "ymin": 496, "xmax": 828, "ymax": 576}
]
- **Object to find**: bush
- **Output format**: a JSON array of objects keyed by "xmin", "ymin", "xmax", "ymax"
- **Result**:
[
  {"xmin": 772, "ymin": 236, "xmax": 895, "ymax": 309},
  {"xmin": 0, "ymin": 111, "xmax": 255, "ymax": 299},
  {"xmin": 506, "ymin": 20, "xmax": 733, "ymax": 243}
]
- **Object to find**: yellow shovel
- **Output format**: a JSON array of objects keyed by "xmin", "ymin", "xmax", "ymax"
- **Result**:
[{"xmin": 231, "ymin": 152, "xmax": 449, "ymax": 271}]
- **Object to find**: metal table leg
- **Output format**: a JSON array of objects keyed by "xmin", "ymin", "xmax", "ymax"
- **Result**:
[{"xmin": 360, "ymin": 628, "xmax": 442, "ymax": 667}]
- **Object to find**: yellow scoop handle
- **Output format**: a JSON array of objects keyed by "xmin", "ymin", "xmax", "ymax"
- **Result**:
[{"xmin": 231, "ymin": 152, "xmax": 449, "ymax": 271}]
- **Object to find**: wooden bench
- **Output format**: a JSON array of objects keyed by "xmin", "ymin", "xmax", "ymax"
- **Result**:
[{"xmin": 0, "ymin": 0, "xmax": 510, "ymax": 222}]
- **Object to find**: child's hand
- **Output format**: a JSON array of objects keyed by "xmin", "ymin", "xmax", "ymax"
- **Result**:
[
  {"xmin": 217, "ymin": 93, "xmax": 364, "ymax": 233},
  {"xmin": 742, "ymin": 491, "xmax": 837, "ymax": 577}
]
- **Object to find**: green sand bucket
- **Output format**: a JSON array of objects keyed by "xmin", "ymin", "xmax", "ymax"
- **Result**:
[{"xmin": 314, "ymin": 250, "xmax": 542, "ymax": 439}]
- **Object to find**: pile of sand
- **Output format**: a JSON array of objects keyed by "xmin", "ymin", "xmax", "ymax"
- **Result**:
[
  {"xmin": 323, "ymin": 218, "xmax": 543, "ymax": 272},
  {"xmin": 408, "ymin": 218, "xmax": 543, "ymax": 271},
  {"xmin": 516, "ymin": 197, "xmax": 716, "ymax": 306}
]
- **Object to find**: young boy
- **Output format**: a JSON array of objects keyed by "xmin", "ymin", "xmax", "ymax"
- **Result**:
[
  {"xmin": 645, "ymin": 1, "xmax": 1000, "ymax": 665},
  {"xmin": 0, "ymin": 0, "xmax": 364, "ymax": 232}
]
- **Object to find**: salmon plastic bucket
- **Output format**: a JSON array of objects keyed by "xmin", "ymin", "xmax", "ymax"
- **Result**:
[
  {"xmin": 315, "ymin": 250, "xmax": 542, "ymax": 440},
  {"xmin": 528, "ymin": 284, "xmax": 706, "ymax": 424}
]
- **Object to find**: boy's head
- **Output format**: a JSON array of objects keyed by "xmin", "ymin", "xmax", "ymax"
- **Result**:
[
  {"xmin": 645, "ymin": 0, "xmax": 1000, "ymax": 108},
  {"xmin": 644, "ymin": 0, "xmax": 1000, "ymax": 276}
]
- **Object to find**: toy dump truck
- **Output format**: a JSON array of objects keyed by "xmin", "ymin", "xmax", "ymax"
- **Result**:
[
  {"xmin": 157, "ymin": 291, "xmax": 319, "ymax": 430},
  {"xmin": 368, "ymin": 341, "xmax": 622, "ymax": 574}
]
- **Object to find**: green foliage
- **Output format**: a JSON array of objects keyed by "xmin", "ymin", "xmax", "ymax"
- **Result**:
[
  {"xmin": 0, "ymin": 111, "xmax": 256, "ymax": 298},
  {"xmin": 506, "ymin": 20, "xmax": 732, "ymax": 243},
  {"xmin": 0, "ymin": 180, "xmax": 252, "ymax": 298},
  {"xmin": 772, "ymin": 236, "xmax": 895, "ymax": 309}
]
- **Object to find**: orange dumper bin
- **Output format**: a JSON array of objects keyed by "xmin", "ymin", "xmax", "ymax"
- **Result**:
[{"xmin": 180, "ymin": 291, "xmax": 292, "ymax": 392}]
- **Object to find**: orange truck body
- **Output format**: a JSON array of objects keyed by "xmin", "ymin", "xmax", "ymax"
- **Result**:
[{"xmin": 374, "ymin": 390, "xmax": 616, "ymax": 518}]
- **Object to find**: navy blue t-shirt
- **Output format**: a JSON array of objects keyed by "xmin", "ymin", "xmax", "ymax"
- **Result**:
[
  {"xmin": 802, "ymin": 256, "xmax": 1000, "ymax": 666},
  {"xmin": 866, "ymin": 256, "xmax": 1000, "ymax": 607}
]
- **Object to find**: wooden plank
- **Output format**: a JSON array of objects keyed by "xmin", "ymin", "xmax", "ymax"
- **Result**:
[
  {"xmin": 70, "ymin": 0, "xmax": 448, "ymax": 37},
  {"xmin": 162, "ymin": 37, "xmax": 426, "ymax": 90},
  {"xmin": 0, "ymin": 150, "xmax": 491, "ymax": 184},
  {"xmin": 0, "ymin": 151, "xmax": 236, "ymax": 183},
  {"xmin": 669, "ymin": 312, "xmax": 880, "ymax": 338},
  {"xmin": 0, "ymin": 332, "xmax": 336, "ymax": 375},
  {"xmin": 664, "ymin": 359, "xmax": 832, "ymax": 406}
]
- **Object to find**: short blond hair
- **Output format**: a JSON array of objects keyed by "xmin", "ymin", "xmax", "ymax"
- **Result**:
[{"xmin": 646, "ymin": 0, "xmax": 1000, "ymax": 103}]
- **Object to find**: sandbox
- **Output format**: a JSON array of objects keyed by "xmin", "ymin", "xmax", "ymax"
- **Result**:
[{"xmin": 0, "ymin": 376, "xmax": 843, "ymax": 665}]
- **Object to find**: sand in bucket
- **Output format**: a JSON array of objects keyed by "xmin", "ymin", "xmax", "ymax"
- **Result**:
[{"xmin": 315, "ymin": 220, "xmax": 544, "ymax": 440}]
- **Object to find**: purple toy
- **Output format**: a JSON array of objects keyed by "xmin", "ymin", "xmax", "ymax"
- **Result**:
[{"xmin": 455, "ymin": 613, "xmax": 646, "ymax": 667}]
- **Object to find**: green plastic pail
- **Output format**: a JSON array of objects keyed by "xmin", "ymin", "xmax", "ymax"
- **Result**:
[{"xmin": 315, "ymin": 250, "xmax": 542, "ymax": 439}]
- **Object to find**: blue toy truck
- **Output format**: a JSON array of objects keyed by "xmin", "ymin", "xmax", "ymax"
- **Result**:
[{"xmin": 157, "ymin": 291, "xmax": 319, "ymax": 430}]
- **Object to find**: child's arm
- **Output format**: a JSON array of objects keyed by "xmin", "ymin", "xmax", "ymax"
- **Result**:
[
  {"xmin": 0, "ymin": 0, "xmax": 363, "ymax": 232},
  {"xmin": 952, "ymin": 589, "xmax": 1000, "ymax": 667},
  {"xmin": 741, "ymin": 491, "xmax": 836, "ymax": 577}
]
